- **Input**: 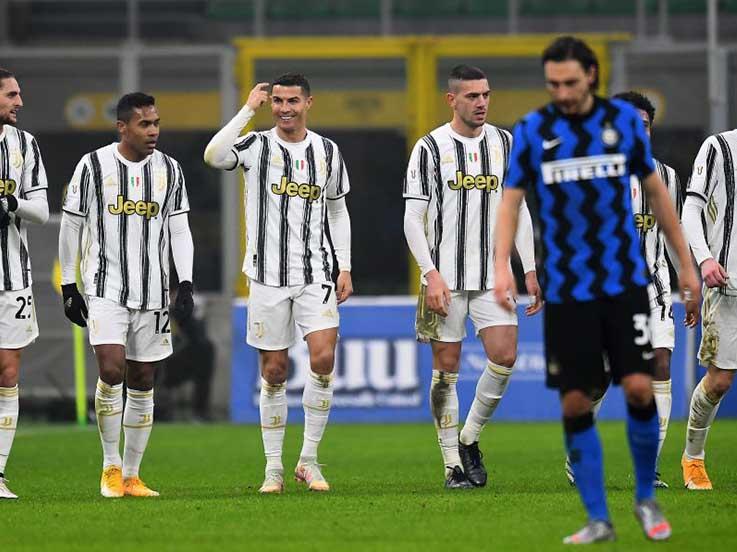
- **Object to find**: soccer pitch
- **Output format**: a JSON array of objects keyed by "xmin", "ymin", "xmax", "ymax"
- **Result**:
[{"xmin": 3, "ymin": 421, "xmax": 736, "ymax": 551}]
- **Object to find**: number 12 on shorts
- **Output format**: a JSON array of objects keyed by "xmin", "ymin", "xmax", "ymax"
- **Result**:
[{"xmin": 154, "ymin": 310, "xmax": 171, "ymax": 334}]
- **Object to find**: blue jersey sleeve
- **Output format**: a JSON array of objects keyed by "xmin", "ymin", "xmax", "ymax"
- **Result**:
[
  {"xmin": 628, "ymin": 110, "xmax": 656, "ymax": 179},
  {"xmin": 505, "ymin": 119, "xmax": 535, "ymax": 190}
]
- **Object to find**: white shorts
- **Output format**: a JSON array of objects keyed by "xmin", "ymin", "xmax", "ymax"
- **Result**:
[
  {"xmin": 648, "ymin": 287, "xmax": 675, "ymax": 351},
  {"xmin": 246, "ymin": 279, "xmax": 339, "ymax": 351},
  {"xmin": 0, "ymin": 286, "xmax": 38, "ymax": 349},
  {"xmin": 87, "ymin": 296, "xmax": 173, "ymax": 362},
  {"xmin": 699, "ymin": 287, "xmax": 737, "ymax": 370},
  {"xmin": 416, "ymin": 286, "xmax": 517, "ymax": 343}
]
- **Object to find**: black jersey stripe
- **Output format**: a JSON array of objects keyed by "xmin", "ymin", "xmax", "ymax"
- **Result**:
[
  {"xmin": 422, "ymin": 135, "xmax": 443, "ymax": 270},
  {"xmin": 30, "ymin": 138, "xmax": 41, "ymax": 188},
  {"xmin": 716, "ymin": 134, "xmax": 735, "ymax": 292},
  {"xmin": 0, "ymin": 139, "xmax": 11, "ymax": 290},
  {"xmin": 90, "ymin": 152, "xmax": 107, "ymax": 297},
  {"xmin": 256, "ymin": 135, "xmax": 270, "ymax": 282},
  {"xmin": 14, "ymin": 216, "xmax": 28, "ymax": 289},
  {"xmin": 235, "ymin": 134, "xmax": 258, "ymax": 152},
  {"xmin": 158, "ymin": 155, "xmax": 177, "ymax": 307},
  {"xmin": 479, "ymin": 134, "xmax": 492, "ymax": 289},
  {"xmin": 335, "ymin": 150, "xmax": 346, "ymax": 197},
  {"xmin": 704, "ymin": 143, "xmax": 718, "ymax": 198},
  {"xmin": 320, "ymin": 138, "xmax": 334, "ymax": 281},
  {"xmin": 277, "ymin": 145, "xmax": 293, "ymax": 287},
  {"xmin": 79, "ymin": 164, "xmax": 90, "ymax": 214},
  {"xmin": 301, "ymin": 144, "xmax": 316, "ymax": 284},
  {"xmin": 452, "ymin": 138, "xmax": 468, "ymax": 290},
  {"xmin": 419, "ymin": 146, "xmax": 430, "ymax": 198},
  {"xmin": 140, "ymin": 162, "xmax": 153, "ymax": 309},
  {"xmin": 649, "ymin": 160, "xmax": 667, "ymax": 309},
  {"xmin": 116, "ymin": 160, "xmax": 130, "ymax": 305}
]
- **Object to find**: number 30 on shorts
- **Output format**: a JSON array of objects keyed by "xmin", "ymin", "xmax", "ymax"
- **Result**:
[{"xmin": 632, "ymin": 313, "xmax": 651, "ymax": 346}]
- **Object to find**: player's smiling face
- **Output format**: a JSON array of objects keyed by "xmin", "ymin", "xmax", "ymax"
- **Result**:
[
  {"xmin": 544, "ymin": 60, "xmax": 595, "ymax": 115},
  {"xmin": 448, "ymin": 79, "xmax": 490, "ymax": 130},
  {"xmin": 0, "ymin": 77, "xmax": 23, "ymax": 126},
  {"xmin": 118, "ymin": 105, "xmax": 160, "ymax": 159},
  {"xmin": 271, "ymin": 85, "xmax": 312, "ymax": 137}
]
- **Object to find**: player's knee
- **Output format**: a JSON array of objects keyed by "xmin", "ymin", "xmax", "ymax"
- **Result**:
[
  {"xmin": 561, "ymin": 390, "xmax": 591, "ymax": 418},
  {"xmin": 96, "ymin": 354, "xmax": 126, "ymax": 385},
  {"xmin": 653, "ymin": 350, "xmax": 671, "ymax": 380},
  {"xmin": 709, "ymin": 371, "xmax": 734, "ymax": 399},
  {"xmin": 623, "ymin": 377, "xmax": 653, "ymax": 407},
  {"xmin": 0, "ymin": 365, "xmax": 19, "ymax": 387},
  {"xmin": 488, "ymin": 349, "xmax": 516, "ymax": 369},
  {"xmin": 261, "ymin": 358, "xmax": 288, "ymax": 385},
  {"xmin": 127, "ymin": 368, "xmax": 155, "ymax": 391},
  {"xmin": 434, "ymin": 348, "xmax": 460, "ymax": 373},
  {"xmin": 310, "ymin": 348, "xmax": 334, "ymax": 375}
]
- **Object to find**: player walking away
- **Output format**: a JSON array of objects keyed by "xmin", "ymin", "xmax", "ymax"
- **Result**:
[
  {"xmin": 59, "ymin": 93, "xmax": 195, "ymax": 498},
  {"xmin": 0, "ymin": 68, "xmax": 50, "ymax": 499},
  {"xmin": 204, "ymin": 74, "xmax": 353, "ymax": 494},
  {"xmin": 680, "ymin": 126, "xmax": 737, "ymax": 491},
  {"xmin": 403, "ymin": 65, "xmax": 541, "ymax": 490},
  {"xmin": 493, "ymin": 36, "xmax": 700, "ymax": 544},
  {"xmin": 564, "ymin": 91, "xmax": 684, "ymax": 489}
]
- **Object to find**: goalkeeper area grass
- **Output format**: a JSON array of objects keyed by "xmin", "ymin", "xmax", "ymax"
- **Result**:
[{"xmin": 3, "ymin": 420, "xmax": 736, "ymax": 551}]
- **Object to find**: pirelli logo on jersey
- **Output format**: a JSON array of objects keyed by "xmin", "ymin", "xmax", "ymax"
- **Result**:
[
  {"xmin": 634, "ymin": 213, "xmax": 656, "ymax": 231},
  {"xmin": 447, "ymin": 171, "xmax": 500, "ymax": 192},
  {"xmin": 108, "ymin": 195, "xmax": 161, "ymax": 219},
  {"xmin": 541, "ymin": 154, "xmax": 627, "ymax": 185},
  {"xmin": 272, "ymin": 176, "xmax": 322, "ymax": 201},
  {"xmin": 0, "ymin": 178, "xmax": 17, "ymax": 196}
]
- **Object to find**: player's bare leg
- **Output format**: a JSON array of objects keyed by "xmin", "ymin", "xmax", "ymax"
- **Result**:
[
  {"xmin": 123, "ymin": 360, "xmax": 158, "ymax": 497},
  {"xmin": 652, "ymin": 348, "xmax": 672, "ymax": 488},
  {"xmin": 295, "ymin": 328, "xmax": 337, "ymax": 492},
  {"xmin": 94, "ymin": 344, "xmax": 126, "ymax": 498},
  {"xmin": 459, "ymin": 325, "xmax": 516, "ymax": 487},
  {"xmin": 683, "ymin": 364, "xmax": 734, "ymax": 490},
  {"xmin": 259, "ymin": 349, "xmax": 288, "ymax": 494},
  {"xmin": 0, "ymin": 349, "xmax": 21, "ymax": 499}
]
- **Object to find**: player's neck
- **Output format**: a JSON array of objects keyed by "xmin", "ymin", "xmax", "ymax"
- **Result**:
[
  {"xmin": 117, "ymin": 142, "xmax": 149, "ymax": 163},
  {"xmin": 450, "ymin": 118, "xmax": 483, "ymax": 139},
  {"xmin": 275, "ymin": 126, "xmax": 308, "ymax": 143}
]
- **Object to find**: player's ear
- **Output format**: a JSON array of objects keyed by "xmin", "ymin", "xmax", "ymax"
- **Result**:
[
  {"xmin": 446, "ymin": 91, "xmax": 455, "ymax": 108},
  {"xmin": 304, "ymin": 95, "xmax": 313, "ymax": 111},
  {"xmin": 586, "ymin": 66, "xmax": 597, "ymax": 89},
  {"xmin": 116, "ymin": 120, "xmax": 126, "ymax": 136}
]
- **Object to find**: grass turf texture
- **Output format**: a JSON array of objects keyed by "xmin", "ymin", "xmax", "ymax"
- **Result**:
[{"xmin": 3, "ymin": 420, "xmax": 737, "ymax": 551}]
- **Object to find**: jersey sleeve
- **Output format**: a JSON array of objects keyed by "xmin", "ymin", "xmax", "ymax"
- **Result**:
[
  {"xmin": 62, "ymin": 157, "xmax": 92, "ymax": 217},
  {"xmin": 170, "ymin": 161, "xmax": 191, "ymax": 215},
  {"xmin": 325, "ymin": 142, "xmax": 350, "ymax": 200},
  {"xmin": 232, "ymin": 132, "xmax": 260, "ymax": 171},
  {"xmin": 667, "ymin": 166, "xmax": 684, "ymax": 217},
  {"xmin": 687, "ymin": 136, "xmax": 720, "ymax": 203},
  {"xmin": 505, "ymin": 119, "xmax": 534, "ymax": 190},
  {"xmin": 403, "ymin": 139, "xmax": 434, "ymax": 201},
  {"xmin": 629, "ymin": 111, "xmax": 656, "ymax": 179},
  {"xmin": 21, "ymin": 133, "xmax": 48, "ymax": 194}
]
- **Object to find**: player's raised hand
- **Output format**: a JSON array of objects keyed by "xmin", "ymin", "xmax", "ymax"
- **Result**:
[
  {"xmin": 494, "ymin": 265, "xmax": 517, "ymax": 313},
  {"xmin": 680, "ymin": 264, "xmax": 702, "ymax": 328},
  {"xmin": 425, "ymin": 269, "xmax": 451, "ymax": 317},
  {"xmin": 524, "ymin": 271, "xmax": 543, "ymax": 316},
  {"xmin": 61, "ymin": 283, "xmax": 88, "ymax": 327},
  {"xmin": 700, "ymin": 258, "xmax": 728, "ymax": 289},
  {"xmin": 336, "ymin": 271, "xmax": 353, "ymax": 304},
  {"xmin": 246, "ymin": 83, "xmax": 270, "ymax": 111}
]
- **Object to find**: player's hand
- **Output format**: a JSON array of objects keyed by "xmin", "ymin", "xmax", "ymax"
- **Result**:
[
  {"xmin": 62, "ymin": 283, "xmax": 88, "ymax": 327},
  {"xmin": 0, "ymin": 195, "xmax": 17, "ymax": 229},
  {"xmin": 524, "ymin": 271, "xmax": 543, "ymax": 316},
  {"xmin": 700, "ymin": 258, "xmax": 728, "ymax": 288},
  {"xmin": 246, "ymin": 83, "xmax": 270, "ymax": 111},
  {"xmin": 336, "ymin": 271, "xmax": 353, "ymax": 304},
  {"xmin": 494, "ymin": 265, "xmax": 517, "ymax": 313},
  {"xmin": 425, "ymin": 270, "xmax": 451, "ymax": 317},
  {"xmin": 679, "ymin": 266, "xmax": 701, "ymax": 328},
  {"xmin": 172, "ymin": 280, "xmax": 194, "ymax": 322}
]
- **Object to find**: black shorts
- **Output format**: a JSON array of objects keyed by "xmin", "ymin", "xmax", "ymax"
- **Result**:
[{"xmin": 544, "ymin": 286, "xmax": 654, "ymax": 395}]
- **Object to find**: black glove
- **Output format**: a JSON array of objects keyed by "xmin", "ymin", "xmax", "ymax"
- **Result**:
[
  {"xmin": 62, "ymin": 283, "xmax": 88, "ymax": 327},
  {"xmin": 172, "ymin": 280, "xmax": 194, "ymax": 322},
  {"xmin": 0, "ymin": 195, "xmax": 16, "ymax": 229}
]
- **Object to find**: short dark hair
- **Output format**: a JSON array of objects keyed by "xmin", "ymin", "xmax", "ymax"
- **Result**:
[
  {"xmin": 448, "ymin": 64, "xmax": 487, "ymax": 90},
  {"xmin": 272, "ymin": 73, "xmax": 311, "ymax": 96},
  {"xmin": 542, "ymin": 36, "xmax": 600, "ymax": 90},
  {"xmin": 0, "ymin": 67, "xmax": 15, "ymax": 86},
  {"xmin": 116, "ymin": 92, "xmax": 156, "ymax": 123},
  {"xmin": 613, "ymin": 91, "xmax": 656, "ymax": 126}
]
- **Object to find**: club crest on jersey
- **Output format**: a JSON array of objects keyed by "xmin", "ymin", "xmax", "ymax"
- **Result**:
[
  {"xmin": 10, "ymin": 149, "xmax": 22, "ymax": 169},
  {"xmin": 602, "ymin": 124, "xmax": 619, "ymax": 146},
  {"xmin": 0, "ymin": 179, "xmax": 17, "ymax": 196},
  {"xmin": 448, "ymin": 171, "xmax": 499, "ymax": 192},
  {"xmin": 155, "ymin": 171, "xmax": 167, "ymax": 192},
  {"xmin": 272, "ymin": 177, "xmax": 321, "ymax": 201},
  {"xmin": 108, "ymin": 195, "xmax": 161, "ymax": 219},
  {"xmin": 634, "ymin": 213, "xmax": 656, "ymax": 231},
  {"xmin": 271, "ymin": 154, "xmax": 284, "ymax": 168}
]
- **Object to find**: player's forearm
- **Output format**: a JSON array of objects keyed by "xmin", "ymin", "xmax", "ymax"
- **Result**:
[
  {"xmin": 514, "ymin": 198, "xmax": 536, "ymax": 273},
  {"xmin": 644, "ymin": 173, "xmax": 693, "ymax": 271},
  {"xmin": 59, "ymin": 212, "xmax": 83, "ymax": 285},
  {"xmin": 327, "ymin": 197, "xmax": 351, "ymax": 271},
  {"xmin": 681, "ymin": 196, "xmax": 712, "ymax": 267},
  {"xmin": 169, "ymin": 213, "xmax": 194, "ymax": 282},
  {"xmin": 403, "ymin": 199, "xmax": 435, "ymax": 276},
  {"xmin": 494, "ymin": 190, "xmax": 523, "ymax": 271},
  {"xmin": 203, "ymin": 105, "xmax": 255, "ymax": 170},
  {"xmin": 13, "ymin": 190, "xmax": 49, "ymax": 225}
]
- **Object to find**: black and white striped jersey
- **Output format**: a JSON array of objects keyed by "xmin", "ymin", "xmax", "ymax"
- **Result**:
[
  {"xmin": 232, "ymin": 128, "xmax": 350, "ymax": 287},
  {"xmin": 687, "ymin": 130, "xmax": 737, "ymax": 296},
  {"xmin": 62, "ymin": 143, "xmax": 189, "ymax": 310},
  {"xmin": 630, "ymin": 159, "xmax": 682, "ymax": 305},
  {"xmin": 0, "ymin": 125, "xmax": 48, "ymax": 291},
  {"xmin": 403, "ymin": 123, "xmax": 513, "ymax": 291}
]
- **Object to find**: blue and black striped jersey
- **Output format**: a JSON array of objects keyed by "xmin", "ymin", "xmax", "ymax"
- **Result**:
[{"xmin": 506, "ymin": 96, "xmax": 656, "ymax": 303}]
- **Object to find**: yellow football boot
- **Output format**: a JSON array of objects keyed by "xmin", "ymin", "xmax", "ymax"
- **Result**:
[
  {"xmin": 682, "ymin": 456, "xmax": 713, "ymax": 490},
  {"xmin": 100, "ymin": 465, "xmax": 124, "ymax": 498},
  {"xmin": 123, "ymin": 476, "xmax": 160, "ymax": 497}
]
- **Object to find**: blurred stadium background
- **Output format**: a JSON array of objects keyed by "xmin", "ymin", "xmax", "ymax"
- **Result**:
[{"xmin": 4, "ymin": 0, "xmax": 737, "ymax": 423}]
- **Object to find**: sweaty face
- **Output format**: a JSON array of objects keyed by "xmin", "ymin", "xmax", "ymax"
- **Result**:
[
  {"xmin": 636, "ymin": 108, "xmax": 652, "ymax": 138},
  {"xmin": 271, "ymin": 85, "xmax": 311, "ymax": 135},
  {"xmin": 448, "ymin": 79, "xmax": 489, "ymax": 129},
  {"xmin": 0, "ymin": 78, "xmax": 23, "ymax": 126},
  {"xmin": 118, "ymin": 106, "xmax": 160, "ymax": 157},
  {"xmin": 544, "ymin": 60, "xmax": 595, "ymax": 115}
]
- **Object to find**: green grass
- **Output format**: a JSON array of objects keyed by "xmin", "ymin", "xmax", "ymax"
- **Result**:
[{"xmin": 3, "ymin": 420, "xmax": 737, "ymax": 551}]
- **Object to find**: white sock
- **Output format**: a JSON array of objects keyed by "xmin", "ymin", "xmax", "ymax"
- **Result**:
[
  {"xmin": 122, "ymin": 388, "xmax": 154, "ymax": 478},
  {"xmin": 591, "ymin": 391, "xmax": 606, "ymax": 418},
  {"xmin": 460, "ymin": 362, "xmax": 512, "ymax": 445},
  {"xmin": 299, "ymin": 371, "xmax": 333, "ymax": 464},
  {"xmin": 653, "ymin": 379, "xmax": 672, "ymax": 462},
  {"xmin": 95, "ymin": 379, "xmax": 123, "ymax": 469},
  {"xmin": 260, "ymin": 379, "xmax": 287, "ymax": 474},
  {"xmin": 685, "ymin": 378, "xmax": 721, "ymax": 460},
  {"xmin": 0, "ymin": 385, "xmax": 19, "ymax": 475},
  {"xmin": 430, "ymin": 370, "xmax": 460, "ymax": 475}
]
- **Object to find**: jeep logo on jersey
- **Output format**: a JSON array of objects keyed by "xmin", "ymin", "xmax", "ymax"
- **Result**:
[
  {"xmin": 108, "ymin": 195, "xmax": 160, "ymax": 218},
  {"xmin": 0, "ymin": 179, "xmax": 17, "ymax": 196},
  {"xmin": 541, "ymin": 154, "xmax": 627, "ymax": 185},
  {"xmin": 634, "ymin": 213, "xmax": 656, "ymax": 231},
  {"xmin": 272, "ymin": 177, "xmax": 321, "ymax": 201},
  {"xmin": 447, "ymin": 171, "xmax": 500, "ymax": 192}
]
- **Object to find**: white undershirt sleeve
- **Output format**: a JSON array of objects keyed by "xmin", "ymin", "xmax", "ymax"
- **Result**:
[
  {"xmin": 681, "ymin": 195, "xmax": 712, "ymax": 267},
  {"xmin": 14, "ymin": 189, "xmax": 49, "ymax": 224},
  {"xmin": 404, "ymin": 198, "xmax": 435, "ymax": 277},
  {"xmin": 59, "ymin": 211, "xmax": 83, "ymax": 285},
  {"xmin": 327, "ymin": 197, "xmax": 352, "ymax": 271},
  {"xmin": 514, "ymin": 198, "xmax": 536, "ymax": 274},
  {"xmin": 169, "ymin": 213, "xmax": 194, "ymax": 282},
  {"xmin": 203, "ymin": 105, "xmax": 255, "ymax": 170}
]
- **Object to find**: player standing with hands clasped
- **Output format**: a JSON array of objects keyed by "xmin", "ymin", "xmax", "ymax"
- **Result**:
[{"xmin": 204, "ymin": 74, "xmax": 352, "ymax": 494}]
